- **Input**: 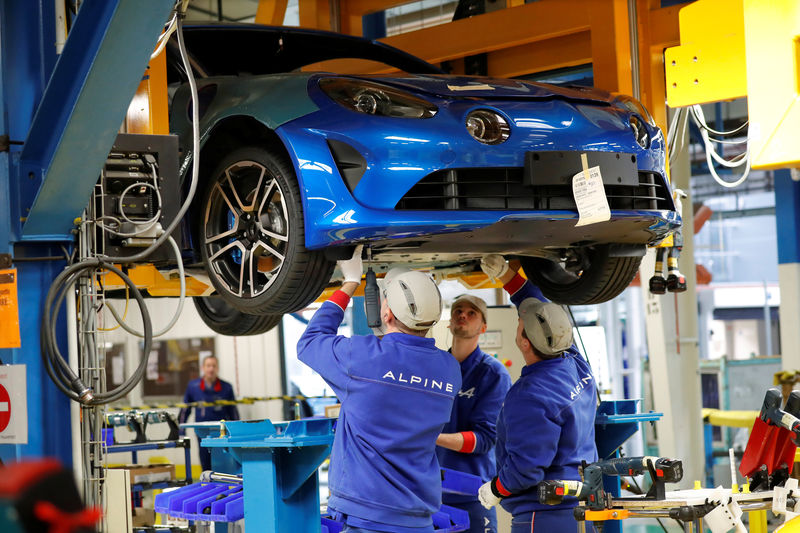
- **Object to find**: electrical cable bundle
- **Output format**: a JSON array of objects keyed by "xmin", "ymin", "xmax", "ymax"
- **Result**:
[
  {"xmin": 41, "ymin": 259, "xmax": 152, "ymax": 405},
  {"xmin": 41, "ymin": 1, "xmax": 200, "ymax": 404},
  {"xmin": 667, "ymin": 105, "xmax": 750, "ymax": 188}
]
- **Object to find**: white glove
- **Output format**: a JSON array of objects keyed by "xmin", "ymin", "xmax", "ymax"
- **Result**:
[
  {"xmin": 338, "ymin": 244, "xmax": 364, "ymax": 283},
  {"xmin": 480, "ymin": 254, "xmax": 509, "ymax": 280},
  {"xmin": 478, "ymin": 480, "xmax": 502, "ymax": 510}
]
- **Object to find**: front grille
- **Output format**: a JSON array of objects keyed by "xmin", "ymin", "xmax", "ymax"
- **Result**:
[{"xmin": 394, "ymin": 168, "xmax": 672, "ymax": 211}]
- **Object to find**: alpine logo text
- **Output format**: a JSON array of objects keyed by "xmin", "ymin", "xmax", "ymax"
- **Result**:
[
  {"xmin": 569, "ymin": 374, "xmax": 593, "ymax": 400},
  {"xmin": 382, "ymin": 371, "xmax": 454, "ymax": 393}
]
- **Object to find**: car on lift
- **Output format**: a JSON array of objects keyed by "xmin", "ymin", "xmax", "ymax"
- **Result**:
[{"xmin": 163, "ymin": 23, "xmax": 679, "ymax": 335}]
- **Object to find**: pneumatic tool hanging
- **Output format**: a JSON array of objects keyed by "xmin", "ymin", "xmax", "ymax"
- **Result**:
[{"xmin": 364, "ymin": 247, "xmax": 382, "ymax": 329}]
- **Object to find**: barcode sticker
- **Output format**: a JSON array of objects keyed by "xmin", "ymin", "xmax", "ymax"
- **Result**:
[{"xmin": 573, "ymin": 165, "xmax": 611, "ymax": 227}]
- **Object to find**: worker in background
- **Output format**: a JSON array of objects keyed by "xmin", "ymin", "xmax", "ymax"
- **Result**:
[
  {"xmin": 297, "ymin": 246, "xmax": 461, "ymax": 533},
  {"xmin": 178, "ymin": 354, "xmax": 240, "ymax": 472},
  {"xmin": 437, "ymin": 294, "xmax": 511, "ymax": 533},
  {"xmin": 477, "ymin": 255, "xmax": 598, "ymax": 533}
]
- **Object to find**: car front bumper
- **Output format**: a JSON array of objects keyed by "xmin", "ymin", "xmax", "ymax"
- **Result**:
[{"xmin": 276, "ymin": 96, "xmax": 678, "ymax": 251}]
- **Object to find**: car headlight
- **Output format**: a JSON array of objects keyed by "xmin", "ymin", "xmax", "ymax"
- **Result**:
[
  {"xmin": 319, "ymin": 78, "xmax": 437, "ymax": 119},
  {"xmin": 629, "ymin": 115, "xmax": 650, "ymax": 149},
  {"xmin": 612, "ymin": 93, "xmax": 656, "ymax": 126}
]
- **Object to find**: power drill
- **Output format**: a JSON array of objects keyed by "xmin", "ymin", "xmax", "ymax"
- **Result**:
[{"xmin": 537, "ymin": 456, "xmax": 682, "ymax": 510}]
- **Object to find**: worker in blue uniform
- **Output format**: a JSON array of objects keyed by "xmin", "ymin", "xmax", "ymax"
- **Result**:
[
  {"xmin": 437, "ymin": 294, "xmax": 511, "ymax": 533},
  {"xmin": 297, "ymin": 246, "xmax": 462, "ymax": 533},
  {"xmin": 178, "ymin": 354, "xmax": 240, "ymax": 472},
  {"xmin": 476, "ymin": 255, "xmax": 598, "ymax": 533}
]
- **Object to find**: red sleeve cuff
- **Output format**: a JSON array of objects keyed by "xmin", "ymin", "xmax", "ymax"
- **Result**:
[
  {"xmin": 494, "ymin": 477, "xmax": 512, "ymax": 497},
  {"xmin": 328, "ymin": 290, "xmax": 351, "ymax": 311},
  {"xmin": 503, "ymin": 273, "xmax": 526, "ymax": 296},
  {"xmin": 458, "ymin": 431, "xmax": 476, "ymax": 453}
]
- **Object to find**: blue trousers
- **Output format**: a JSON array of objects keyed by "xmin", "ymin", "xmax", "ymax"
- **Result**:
[
  {"xmin": 446, "ymin": 500, "xmax": 497, "ymax": 533},
  {"xmin": 510, "ymin": 509, "xmax": 597, "ymax": 533}
]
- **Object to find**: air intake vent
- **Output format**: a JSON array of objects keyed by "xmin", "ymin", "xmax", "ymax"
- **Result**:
[{"xmin": 394, "ymin": 168, "xmax": 672, "ymax": 211}]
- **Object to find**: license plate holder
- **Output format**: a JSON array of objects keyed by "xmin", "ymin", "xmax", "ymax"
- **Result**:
[{"xmin": 523, "ymin": 151, "xmax": 639, "ymax": 187}]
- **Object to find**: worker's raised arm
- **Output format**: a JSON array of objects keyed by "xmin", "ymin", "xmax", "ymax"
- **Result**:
[
  {"xmin": 296, "ymin": 246, "xmax": 363, "ymax": 397},
  {"xmin": 480, "ymin": 254, "xmax": 547, "ymax": 306}
]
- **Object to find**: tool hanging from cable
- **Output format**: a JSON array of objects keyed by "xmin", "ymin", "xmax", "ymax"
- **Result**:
[{"xmin": 364, "ymin": 246, "xmax": 382, "ymax": 329}]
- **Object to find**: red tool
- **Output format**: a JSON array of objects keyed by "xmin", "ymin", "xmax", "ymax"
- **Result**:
[
  {"xmin": 0, "ymin": 459, "xmax": 101, "ymax": 533},
  {"xmin": 739, "ymin": 388, "xmax": 800, "ymax": 490}
]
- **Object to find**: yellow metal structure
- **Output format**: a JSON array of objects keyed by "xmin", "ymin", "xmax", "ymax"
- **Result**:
[
  {"xmin": 743, "ymin": 0, "xmax": 800, "ymax": 170},
  {"xmin": 665, "ymin": 0, "xmax": 800, "ymax": 170},
  {"xmin": 101, "ymin": 265, "xmax": 212, "ymax": 297},
  {"xmin": 664, "ymin": 0, "xmax": 747, "ymax": 107},
  {"xmin": 778, "ymin": 515, "xmax": 800, "ymax": 532},
  {"xmin": 742, "ymin": 483, "xmax": 769, "ymax": 533},
  {"xmin": 701, "ymin": 408, "xmax": 757, "ymax": 429}
]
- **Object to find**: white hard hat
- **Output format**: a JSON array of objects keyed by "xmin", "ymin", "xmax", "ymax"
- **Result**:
[
  {"xmin": 519, "ymin": 298, "xmax": 573, "ymax": 356},
  {"xmin": 383, "ymin": 269, "xmax": 442, "ymax": 331}
]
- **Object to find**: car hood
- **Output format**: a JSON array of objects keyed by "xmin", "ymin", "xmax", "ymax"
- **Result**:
[{"xmin": 347, "ymin": 74, "xmax": 614, "ymax": 103}]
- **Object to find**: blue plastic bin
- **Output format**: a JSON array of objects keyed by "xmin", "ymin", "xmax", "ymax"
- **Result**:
[
  {"xmin": 154, "ymin": 482, "xmax": 243, "ymax": 522},
  {"xmin": 157, "ymin": 468, "xmax": 479, "ymax": 532}
]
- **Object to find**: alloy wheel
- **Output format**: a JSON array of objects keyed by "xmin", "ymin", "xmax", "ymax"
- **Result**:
[{"xmin": 203, "ymin": 160, "xmax": 290, "ymax": 300}]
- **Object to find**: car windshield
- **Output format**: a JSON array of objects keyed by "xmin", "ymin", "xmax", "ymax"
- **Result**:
[{"xmin": 168, "ymin": 24, "xmax": 443, "ymax": 81}]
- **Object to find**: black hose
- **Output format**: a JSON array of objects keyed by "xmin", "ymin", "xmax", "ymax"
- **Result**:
[{"xmin": 41, "ymin": 259, "xmax": 152, "ymax": 405}]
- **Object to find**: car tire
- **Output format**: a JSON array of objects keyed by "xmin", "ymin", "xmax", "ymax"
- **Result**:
[
  {"xmin": 193, "ymin": 296, "xmax": 282, "ymax": 336},
  {"xmin": 199, "ymin": 146, "xmax": 335, "ymax": 315},
  {"xmin": 520, "ymin": 245, "xmax": 641, "ymax": 305}
]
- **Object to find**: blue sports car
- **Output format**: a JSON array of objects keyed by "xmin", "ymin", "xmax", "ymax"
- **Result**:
[{"xmin": 165, "ymin": 24, "xmax": 679, "ymax": 334}]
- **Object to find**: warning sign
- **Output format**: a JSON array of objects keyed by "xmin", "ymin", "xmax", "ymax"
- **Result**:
[
  {"xmin": 0, "ymin": 365, "xmax": 27, "ymax": 444},
  {"xmin": 0, "ymin": 269, "xmax": 21, "ymax": 348}
]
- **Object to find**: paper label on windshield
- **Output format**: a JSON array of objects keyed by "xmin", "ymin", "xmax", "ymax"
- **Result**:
[
  {"xmin": 572, "ymin": 166, "xmax": 610, "ymax": 227},
  {"xmin": 447, "ymin": 84, "xmax": 494, "ymax": 91}
]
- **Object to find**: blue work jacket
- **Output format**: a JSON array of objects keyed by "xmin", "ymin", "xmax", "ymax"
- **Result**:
[
  {"xmin": 297, "ymin": 297, "xmax": 461, "ymax": 531},
  {"xmin": 495, "ymin": 276, "xmax": 598, "ymax": 516},
  {"xmin": 437, "ymin": 346, "xmax": 511, "ymax": 504},
  {"xmin": 178, "ymin": 378, "xmax": 240, "ymax": 423}
]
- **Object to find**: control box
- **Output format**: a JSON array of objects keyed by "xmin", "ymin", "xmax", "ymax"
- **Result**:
[{"xmin": 94, "ymin": 134, "xmax": 181, "ymax": 263}]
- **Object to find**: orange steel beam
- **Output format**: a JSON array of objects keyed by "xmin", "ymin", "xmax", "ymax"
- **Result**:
[
  {"xmin": 126, "ymin": 50, "xmax": 168, "ymax": 135},
  {"xmin": 377, "ymin": 0, "xmax": 592, "ymax": 64},
  {"xmin": 340, "ymin": 0, "xmax": 426, "ymax": 17},
  {"xmin": 588, "ymin": 0, "xmax": 633, "ymax": 94},
  {"xmin": 256, "ymin": 0, "xmax": 289, "ymax": 24},
  {"xmin": 299, "ymin": 0, "xmax": 332, "ymax": 30},
  {"xmin": 335, "ymin": 0, "xmax": 684, "ymax": 83},
  {"xmin": 639, "ymin": 1, "xmax": 685, "ymax": 134},
  {"xmin": 101, "ymin": 265, "xmax": 212, "ymax": 297},
  {"xmin": 487, "ymin": 31, "xmax": 592, "ymax": 79}
]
